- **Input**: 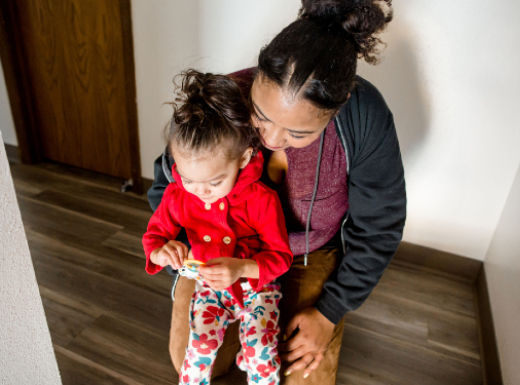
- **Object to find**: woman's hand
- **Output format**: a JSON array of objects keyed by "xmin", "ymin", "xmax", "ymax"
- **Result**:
[
  {"xmin": 279, "ymin": 307, "xmax": 335, "ymax": 378},
  {"xmin": 150, "ymin": 240, "xmax": 189, "ymax": 270},
  {"xmin": 198, "ymin": 258, "xmax": 259, "ymax": 291}
]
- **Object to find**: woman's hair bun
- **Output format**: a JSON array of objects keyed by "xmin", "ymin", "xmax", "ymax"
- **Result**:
[
  {"xmin": 300, "ymin": 0, "xmax": 393, "ymax": 64},
  {"xmin": 300, "ymin": 0, "xmax": 353, "ymax": 19}
]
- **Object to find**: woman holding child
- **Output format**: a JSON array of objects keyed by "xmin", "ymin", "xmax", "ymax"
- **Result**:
[{"xmin": 145, "ymin": 0, "xmax": 406, "ymax": 384}]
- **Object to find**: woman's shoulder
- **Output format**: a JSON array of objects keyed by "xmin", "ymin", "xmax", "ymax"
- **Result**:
[
  {"xmin": 335, "ymin": 76, "xmax": 396, "ymax": 166},
  {"xmin": 346, "ymin": 75, "xmax": 391, "ymax": 116},
  {"xmin": 337, "ymin": 76, "xmax": 393, "ymax": 137}
]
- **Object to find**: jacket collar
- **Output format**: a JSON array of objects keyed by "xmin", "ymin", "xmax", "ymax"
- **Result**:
[{"xmin": 170, "ymin": 151, "xmax": 264, "ymax": 198}]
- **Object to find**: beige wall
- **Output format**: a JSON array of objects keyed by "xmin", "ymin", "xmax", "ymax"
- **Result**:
[
  {"xmin": 484, "ymin": 162, "xmax": 520, "ymax": 384},
  {"xmin": 359, "ymin": 0, "xmax": 520, "ymax": 260},
  {"xmin": 0, "ymin": 132, "xmax": 61, "ymax": 384},
  {"xmin": 131, "ymin": 0, "xmax": 301, "ymax": 181}
]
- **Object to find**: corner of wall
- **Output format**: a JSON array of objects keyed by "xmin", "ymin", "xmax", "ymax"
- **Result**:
[{"xmin": 0, "ymin": 132, "xmax": 61, "ymax": 384}]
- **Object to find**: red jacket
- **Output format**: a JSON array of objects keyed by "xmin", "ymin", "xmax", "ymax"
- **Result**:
[{"xmin": 142, "ymin": 152, "xmax": 293, "ymax": 307}]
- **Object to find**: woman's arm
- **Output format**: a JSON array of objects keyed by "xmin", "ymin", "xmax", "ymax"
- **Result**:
[
  {"xmin": 315, "ymin": 76, "xmax": 407, "ymax": 324},
  {"xmin": 281, "ymin": 77, "xmax": 406, "ymax": 377},
  {"xmin": 147, "ymin": 148, "xmax": 190, "ymax": 249},
  {"xmin": 147, "ymin": 149, "xmax": 173, "ymax": 212}
]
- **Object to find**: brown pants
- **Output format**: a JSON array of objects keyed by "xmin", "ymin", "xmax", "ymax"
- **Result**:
[{"xmin": 169, "ymin": 247, "xmax": 344, "ymax": 385}]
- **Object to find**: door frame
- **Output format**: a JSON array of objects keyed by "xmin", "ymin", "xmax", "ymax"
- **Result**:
[{"xmin": 0, "ymin": 0, "xmax": 143, "ymax": 194}]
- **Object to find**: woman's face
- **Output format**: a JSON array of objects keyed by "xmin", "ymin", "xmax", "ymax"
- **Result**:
[{"xmin": 251, "ymin": 76, "xmax": 333, "ymax": 152}]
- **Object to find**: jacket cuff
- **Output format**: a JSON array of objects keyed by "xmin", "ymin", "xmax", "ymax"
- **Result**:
[
  {"xmin": 314, "ymin": 292, "xmax": 348, "ymax": 325},
  {"xmin": 145, "ymin": 256, "xmax": 163, "ymax": 275},
  {"xmin": 143, "ymin": 242, "xmax": 166, "ymax": 275},
  {"xmin": 249, "ymin": 258, "xmax": 267, "ymax": 291}
]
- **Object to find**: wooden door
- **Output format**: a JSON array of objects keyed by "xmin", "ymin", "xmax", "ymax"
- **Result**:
[{"xmin": 9, "ymin": 0, "xmax": 140, "ymax": 183}]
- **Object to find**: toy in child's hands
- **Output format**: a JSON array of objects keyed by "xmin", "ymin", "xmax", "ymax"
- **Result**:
[{"xmin": 179, "ymin": 259, "xmax": 206, "ymax": 280}]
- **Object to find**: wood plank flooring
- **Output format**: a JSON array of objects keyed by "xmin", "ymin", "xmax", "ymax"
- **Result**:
[{"xmin": 8, "ymin": 159, "xmax": 482, "ymax": 385}]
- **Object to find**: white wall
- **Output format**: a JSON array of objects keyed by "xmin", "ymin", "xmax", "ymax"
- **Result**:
[
  {"xmin": 484, "ymin": 162, "xmax": 520, "ymax": 385},
  {"xmin": 0, "ymin": 132, "xmax": 61, "ymax": 384},
  {"xmin": 359, "ymin": 0, "xmax": 520, "ymax": 260},
  {"xmin": 131, "ymin": 0, "xmax": 301, "ymax": 181},
  {"xmin": 131, "ymin": 1, "xmax": 520, "ymax": 261},
  {"xmin": 0, "ymin": 59, "xmax": 18, "ymax": 146}
]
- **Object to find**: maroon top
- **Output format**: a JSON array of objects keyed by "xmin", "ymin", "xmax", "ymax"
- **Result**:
[
  {"xmin": 232, "ymin": 68, "xmax": 350, "ymax": 256},
  {"xmin": 261, "ymin": 122, "xmax": 349, "ymax": 255}
]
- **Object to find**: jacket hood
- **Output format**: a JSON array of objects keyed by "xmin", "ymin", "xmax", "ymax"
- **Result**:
[{"xmin": 170, "ymin": 151, "xmax": 264, "ymax": 198}]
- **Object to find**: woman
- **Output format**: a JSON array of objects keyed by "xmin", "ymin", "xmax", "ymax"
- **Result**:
[{"xmin": 148, "ymin": 0, "xmax": 406, "ymax": 384}]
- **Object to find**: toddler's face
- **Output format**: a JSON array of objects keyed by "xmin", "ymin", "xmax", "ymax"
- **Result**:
[{"xmin": 173, "ymin": 150, "xmax": 251, "ymax": 204}]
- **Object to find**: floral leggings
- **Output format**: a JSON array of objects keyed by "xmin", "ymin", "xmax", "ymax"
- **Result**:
[{"xmin": 179, "ymin": 280, "xmax": 282, "ymax": 385}]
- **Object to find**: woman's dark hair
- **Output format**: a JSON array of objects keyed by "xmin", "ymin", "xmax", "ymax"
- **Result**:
[
  {"xmin": 167, "ymin": 70, "xmax": 258, "ymax": 160},
  {"xmin": 257, "ymin": 0, "xmax": 393, "ymax": 112}
]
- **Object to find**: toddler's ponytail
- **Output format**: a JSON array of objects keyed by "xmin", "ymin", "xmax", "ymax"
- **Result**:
[{"xmin": 168, "ymin": 70, "xmax": 258, "ymax": 160}]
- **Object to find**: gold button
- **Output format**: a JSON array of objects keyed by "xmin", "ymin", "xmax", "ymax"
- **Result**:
[
  {"xmin": 219, "ymin": 202, "xmax": 225, "ymax": 211},
  {"xmin": 205, "ymin": 203, "xmax": 211, "ymax": 210},
  {"xmin": 223, "ymin": 236, "xmax": 231, "ymax": 244},
  {"xmin": 203, "ymin": 235, "xmax": 211, "ymax": 242}
]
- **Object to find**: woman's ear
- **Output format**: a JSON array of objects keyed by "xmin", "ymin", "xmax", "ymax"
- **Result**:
[{"xmin": 239, "ymin": 148, "xmax": 254, "ymax": 169}]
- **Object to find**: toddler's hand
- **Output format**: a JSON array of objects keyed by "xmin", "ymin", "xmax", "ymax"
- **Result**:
[
  {"xmin": 150, "ymin": 240, "xmax": 188, "ymax": 270},
  {"xmin": 198, "ymin": 258, "xmax": 258, "ymax": 291}
]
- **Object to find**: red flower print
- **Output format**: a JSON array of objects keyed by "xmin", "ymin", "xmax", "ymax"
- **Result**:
[
  {"xmin": 242, "ymin": 342, "xmax": 256, "ymax": 363},
  {"xmin": 265, "ymin": 298, "xmax": 273, "ymax": 304},
  {"xmin": 269, "ymin": 311, "xmax": 277, "ymax": 320},
  {"xmin": 261, "ymin": 321, "xmax": 277, "ymax": 346},
  {"xmin": 257, "ymin": 361, "xmax": 276, "ymax": 378},
  {"xmin": 217, "ymin": 328, "xmax": 225, "ymax": 342},
  {"xmin": 224, "ymin": 299, "xmax": 234, "ymax": 308},
  {"xmin": 209, "ymin": 329, "xmax": 216, "ymax": 336},
  {"xmin": 246, "ymin": 326, "xmax": 256, "ymax": 337},
  {"xmin": 200, "ymin": 290, "xmax": 211, "ymax": 297},
  {"xmin": 202, "ymin": 305, "xmax": 225, "ymax": 325},
  {"xmin": 192, "ymin": 334, "xmax": 218, "ymax": 355},
  {"xmin": 182, "ymin": 375, "xmax": 190, "ymax": 383}
]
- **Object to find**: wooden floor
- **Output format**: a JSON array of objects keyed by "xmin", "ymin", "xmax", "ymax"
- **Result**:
[{"xmin": 8, "ymin": 158, "xmax": 483, "ymax": 385}]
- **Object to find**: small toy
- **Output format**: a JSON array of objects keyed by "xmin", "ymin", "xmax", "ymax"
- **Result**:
[{"xmin": 179, "ymin": 259, "xmax": 206, "ymax": 280}]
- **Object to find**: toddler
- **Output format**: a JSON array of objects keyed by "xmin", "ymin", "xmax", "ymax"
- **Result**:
[{"xmin": 142, "ymin": 70, "xmax": 293, "ymax": 385}]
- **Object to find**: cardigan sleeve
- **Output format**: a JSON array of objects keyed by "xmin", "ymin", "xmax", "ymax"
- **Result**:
[
  {"xmin": 315, "ymin": 77, "xmax": 407, "ymax": 324},
  {"xmin": 249, "ymin": 188, "xmax": 293, "ymax": 290},
  {"xmin": 142, "ymin": 184, "xmax": 183, "ymax": 274}
]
